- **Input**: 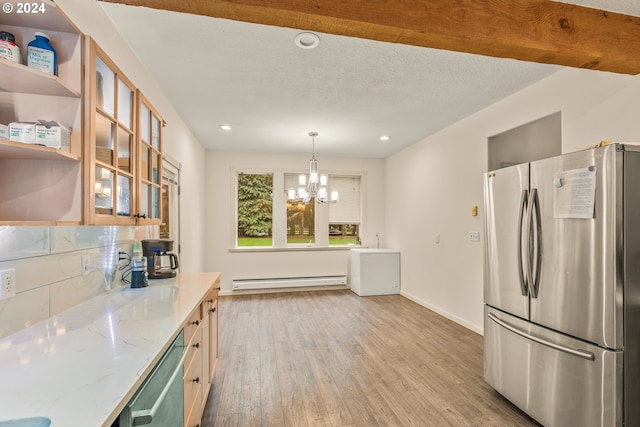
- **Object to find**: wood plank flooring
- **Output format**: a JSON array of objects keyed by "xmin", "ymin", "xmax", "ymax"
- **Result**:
[{"xmin": 201, "ymin": 290, "xmax": 539, "ymax": 427}]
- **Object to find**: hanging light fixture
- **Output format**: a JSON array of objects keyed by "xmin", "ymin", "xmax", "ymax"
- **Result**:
[{"xmin": 287, "ymin": 132, "xmax": 339, "ymax": 205}]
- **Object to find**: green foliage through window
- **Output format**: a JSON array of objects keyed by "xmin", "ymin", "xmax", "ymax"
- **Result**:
[{"xmin": 237, "ymin": 173, "xmax": 273, "ymax": 246}]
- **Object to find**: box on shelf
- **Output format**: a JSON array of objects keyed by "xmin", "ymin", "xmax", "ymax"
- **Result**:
[
  {"xmin": 8, "ymin": 121, "xmax": 71, "ymax": 151},
  {"xmin": 9, "ymin": 122, "xmax": 37, "ymax": 144},
  {"xmin": 35, "ymin": 120, "xmax": 71, "ymax": 150},
  {"xmin": 0, "ymin": 124, "xmax": 8, "ymax": 140}
]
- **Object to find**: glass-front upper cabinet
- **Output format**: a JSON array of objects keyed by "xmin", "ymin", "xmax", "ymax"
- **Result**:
[
  {"xmin": 137, "ymin": 91, "xmax": 163, "ymax": 225},
  {"xmin": 85, "ymin": 37, "xmax": 136, "ymax": 224}
]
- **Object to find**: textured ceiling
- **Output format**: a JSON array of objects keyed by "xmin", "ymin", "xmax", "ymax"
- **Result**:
[
  {"xmin": 100, "ymin": 1, "xmax": 640, "ymax": 159},
  {"xmin": 555, "ymin": 0, "xmax": 640, "ymax": 15}
]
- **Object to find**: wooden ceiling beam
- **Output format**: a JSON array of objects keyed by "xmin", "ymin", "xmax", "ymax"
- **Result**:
[{"xmin": 99, "ymin": 0, "xmax": 640, "ymax": 75}]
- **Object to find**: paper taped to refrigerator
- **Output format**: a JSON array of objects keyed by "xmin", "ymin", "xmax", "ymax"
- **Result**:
[{"xmin": 553, "ymin": 166, "xmax": 596, "ymax": 219}]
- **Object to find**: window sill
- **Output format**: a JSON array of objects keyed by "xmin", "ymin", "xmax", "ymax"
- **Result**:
[{"xmin": 229, "ymin": 245, "xmax": 362, "ymax": 253}]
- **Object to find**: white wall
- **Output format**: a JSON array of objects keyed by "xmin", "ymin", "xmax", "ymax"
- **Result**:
[
  {"xmin": 386, "ymin": 67, "xmax": 640, "ymax": 334},
  {"xmin": 56, "ymin": 0, "xmax": 207, "ymax": 273},
  {"xmin": 204, "ymin": 151, "xmax": 385, "ymax": 292}
]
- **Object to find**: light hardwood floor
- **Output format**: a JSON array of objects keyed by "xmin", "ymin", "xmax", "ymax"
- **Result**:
[{"xmin": 201, "ymin": 290, "xmax": 539, "ymax": 427}]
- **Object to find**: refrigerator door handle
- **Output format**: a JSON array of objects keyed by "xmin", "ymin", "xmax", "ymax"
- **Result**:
[
  {"xmin": 524, "ymin": 189, "xmax": 535, "ymax": 298},
  {"xmin": 488, "ymin": 312, "xmax": 596, "ymax": 361},
  {"xmin": 517, "ymin": 189, "xmax": 529, "ymax": 296},
  {"xmin": 530, "ymin": 188, "xmax": 542, "ymax": 298}
]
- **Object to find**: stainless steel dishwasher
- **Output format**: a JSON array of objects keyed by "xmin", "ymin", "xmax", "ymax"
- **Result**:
[{"xmin": 116, "ymin": 331, "xmax": 185, "ymax": 427}]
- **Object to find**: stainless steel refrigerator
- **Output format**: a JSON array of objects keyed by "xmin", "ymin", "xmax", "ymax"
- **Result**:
[{"xmin": 483, "ymin": 143, "xmax": 640, "ymax": 427}]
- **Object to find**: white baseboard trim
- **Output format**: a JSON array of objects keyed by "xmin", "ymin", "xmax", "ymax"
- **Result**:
[{"xmin": 400, "ymin": 290, "xmax": 484, "ymax": 336}]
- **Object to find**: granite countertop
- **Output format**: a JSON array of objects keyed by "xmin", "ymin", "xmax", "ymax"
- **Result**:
[{"xmin": 0, "ymin": 272, "xmax": 220, "ymax": 427}]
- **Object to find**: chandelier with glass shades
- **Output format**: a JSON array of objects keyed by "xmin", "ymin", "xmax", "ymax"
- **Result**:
[{"xmin": 287, "ymin": 132, "xmax": 339, "ymax": 205}]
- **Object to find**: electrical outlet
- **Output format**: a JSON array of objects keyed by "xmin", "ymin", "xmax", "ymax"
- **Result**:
[
  {"xmin": 0, "ymin": 268, "xmax": 16, "ymax": 300},
  {"xmin": 469, "ymin": 231, "xmax": 480, "ymax": 242},
  {"xmin": 81, "ymin": 255, "xmax": 91, "ymax": 275}
]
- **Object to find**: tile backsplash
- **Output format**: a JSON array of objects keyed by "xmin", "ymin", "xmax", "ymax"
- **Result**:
[{"xmin": 0, "ymin": 225, "xmax": 158, "ymax": 339}]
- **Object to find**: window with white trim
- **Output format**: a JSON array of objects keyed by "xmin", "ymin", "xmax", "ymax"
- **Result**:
[
  {"xmin": 235, "ymin": 170, "xmax": 362, "ymax": 248},
  {"xmin": 328, "ymin": 176, "xmax": 361, "ymax": 245},
  {"xmin": 285, "ymin": 173, "xmax": 316, "ymax": 244},
  {"xmin": 236, "ymin": 173, "xmax": 273, "ymax": 247}
]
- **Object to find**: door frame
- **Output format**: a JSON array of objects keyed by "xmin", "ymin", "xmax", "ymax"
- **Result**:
[{"xmin": 162, "ymin": 153, "xmax": 181, "ymax": 261}]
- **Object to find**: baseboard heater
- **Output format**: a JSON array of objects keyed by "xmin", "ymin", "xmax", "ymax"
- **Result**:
[{"xmin": 232, "ymin": 275, "xmax": 347, "ymax": 290}]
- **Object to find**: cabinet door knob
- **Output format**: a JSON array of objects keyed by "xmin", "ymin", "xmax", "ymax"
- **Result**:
[
  {"xmin": 193, "ymin": 342, "xmax": 200, "ymax": 349},
  {"xmin": 210, "ymin": 307, "xmax": 216, "ymax": 313},
  {"xmin": 207, "ymin": 298, "xmax": 214, "ymax": 303},
  {"xmin": 193, "ymin": 377, "xmax": 200, "ymax": 383},
  {"xmin": 192, "ymin": 320, "xmax": 199, "ymax": 326}
]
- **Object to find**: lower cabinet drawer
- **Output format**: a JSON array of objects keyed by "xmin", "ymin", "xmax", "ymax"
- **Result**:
[
  {"xmin": 184, "ymin": 351, "xmax": 202, "ymax": 424},
  {"xmin": 184, "ymin": 386, "xmax": 203, "ymax": 427},
  {"xmin": 184, "ymin": 325, "xmax": 203, "ymax": 426},
  {"xmin": 184, "ymin": 325, "xmax": 202, "ymax": 372},
  {"xmin": 183, "ymin": 308, "xmax": 202, "ymax": 344}
]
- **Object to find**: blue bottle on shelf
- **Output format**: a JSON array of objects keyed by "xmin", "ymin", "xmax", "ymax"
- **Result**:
[{"xmin": 27, "ymin": 32, "xmax": 57, "ymax": 76}]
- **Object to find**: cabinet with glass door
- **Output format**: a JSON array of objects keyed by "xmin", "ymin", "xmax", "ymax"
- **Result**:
[
  {"xmin": 137, "ymin": 92, "xmax": 163, "ymax": 225},
  {"xmin": 84, "ymin": 38, "xmax": 164, "ymax": 225},
  {"xmin": 84, "ymin": 37, "xmax": 136, "ymax": 224}
]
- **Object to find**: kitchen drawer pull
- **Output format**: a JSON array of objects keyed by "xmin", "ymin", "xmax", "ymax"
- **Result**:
[
  {"xmin": 210, "ymin": 307, "xmax": 216, "ymax": 313},
  {"xmin": 192, "ymin": 320, "xmax": 199, "ymax": 326},
  {"xmin": 207, "ymin": 298, "xmax": 214, "ymax": 303},
  {"xmin": 193, "ymin": 342, "xmax": 200, "ymax": 349},
  {"xmin": 193, "ymin": 377, "xmax": 200, "ymax": 383}
]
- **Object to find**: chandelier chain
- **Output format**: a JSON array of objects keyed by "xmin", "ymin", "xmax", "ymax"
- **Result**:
[{"xmin": 309, "ymin": 131, "xmax": 318, "ymax": 159}]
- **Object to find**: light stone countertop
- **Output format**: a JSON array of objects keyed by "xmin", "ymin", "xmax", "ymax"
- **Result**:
[{"xmin": 0, "ymin": 272, "xmax": 221, "ymax": 427}]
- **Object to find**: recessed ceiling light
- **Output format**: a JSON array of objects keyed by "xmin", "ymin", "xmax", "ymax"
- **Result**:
[
  {"xmin": 220, "ymin": 125, "xmax": 232, "ymax": 131},
  {"xmin": 295, "ymin": 32, "xmax": 320, "ymax": 50},
  {"xmin": 380, "ymin": 135, "xmax": 391, "ymax": 141}
]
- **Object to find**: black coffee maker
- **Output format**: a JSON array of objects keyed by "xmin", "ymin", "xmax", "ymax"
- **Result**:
[{"xmin": 142, "ymin": 239, "xmax": 179, "ymax": 279}]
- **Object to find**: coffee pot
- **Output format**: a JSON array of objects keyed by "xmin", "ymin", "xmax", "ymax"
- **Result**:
[{"xmin": 142, "ymin": 239, "xmax": 179, "ymax": 279}]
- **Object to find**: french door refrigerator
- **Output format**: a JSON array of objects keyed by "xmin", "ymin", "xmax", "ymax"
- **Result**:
[{"xmin": 483, "ymin": 143, "xmax": 640, "ymax": 427}]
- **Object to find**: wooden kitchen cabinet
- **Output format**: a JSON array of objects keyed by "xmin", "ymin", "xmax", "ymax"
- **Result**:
[
  {"xmin": 1, "ymin": 9, "xmax": 165, "ymax": 225},
  {"xmin": 84, "ymin": 37, "xmax": 136, "ymax": 225},
  {"xmin": 84, "ymin": 38, "xmax": 165, "ymax": 225},
  {"xmin": 136, "ymin": 92, "xmax": 163, "ymax": 225},
  {"xmin": 183, "ymin": 279, "xmax": 220, "ymax": 427},
  {"xmin": 204, "ymin": 283, "xmax": 220, "ymax": 385},
  {"xmin": 184, "ymin": 309, "xmax": 204, "ymax": 427},
  {"xmin": 0, "ymin": 0, "xmax": 83, "ymax": 225}
]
